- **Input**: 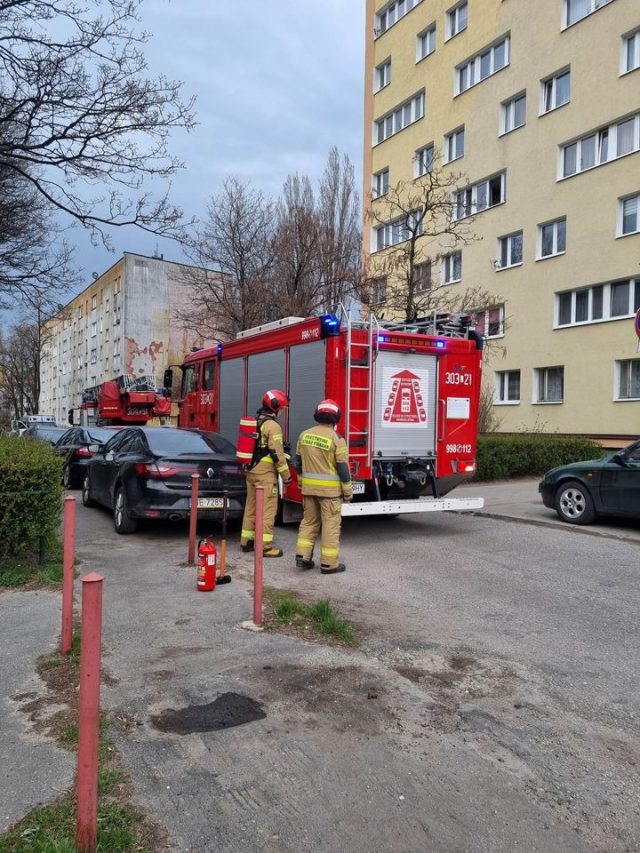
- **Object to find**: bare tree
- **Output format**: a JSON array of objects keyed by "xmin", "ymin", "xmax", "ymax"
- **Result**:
[
  {"xmin": 0, "ymin": 0, "xmax": 196, "ymax": 249},
  {"xmin": 181, "ymin": 178, "xmax": 276, "ymax": 339},
  {"xmin": 316, "ymin": 147, "xmax": 361, "ymax": 311},
  {"xmin": 365, "ymin": 157, "xmax": 499, "ymax": 323},
  {"xmin": 0, "ymin": 161, "xmax": 77, "ymax": 308}
]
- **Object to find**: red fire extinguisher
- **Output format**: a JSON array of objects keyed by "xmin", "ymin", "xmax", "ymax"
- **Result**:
[{"xmin": 197, "ymin": 537, "xmax": 217, "ymax": 591}]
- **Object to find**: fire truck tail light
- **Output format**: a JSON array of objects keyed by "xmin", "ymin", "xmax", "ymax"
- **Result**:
[{"xmin": 136, "ymin": 463, "xmax": 180, "ymax": 478}]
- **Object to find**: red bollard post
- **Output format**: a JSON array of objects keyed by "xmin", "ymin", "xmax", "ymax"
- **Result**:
[
  {"xmin": 253, "ymin": 486, "xmax": 264, "ymax": 627},
  {"xmin": 76, "ymin": 572, "xmax": 104, "ymax": 853},
  {"xmin": 188, "ymin": 473, "xmax": 200, "ymax": 564},
  {"xmin": 61, "ymin": 495, "xmax": 76, "ymax": 655}
]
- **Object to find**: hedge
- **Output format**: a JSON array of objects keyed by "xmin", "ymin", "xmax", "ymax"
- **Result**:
[
  {"xmin": 475, "ymin": 434, "xmax": 601, "ymax": 481},
  {"xmin": 0, "ymin": 436, "xmax": 63, "ymax": 567}
]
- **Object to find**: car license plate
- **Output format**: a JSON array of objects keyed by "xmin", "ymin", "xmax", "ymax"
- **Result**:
[
  {"xmin": 128, "ymin": 406, "xmax": 148, "ymax": 415},
  {"xmin": 197, "ymin": 497, "xmax": 224, "ymax": 509},
  {"xmin": 352, "ymin": 482, "xmax": 365, "ymax": 494}
]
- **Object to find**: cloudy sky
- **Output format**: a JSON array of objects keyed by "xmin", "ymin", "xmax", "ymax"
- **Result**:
[{"xmin": 71, "ymin": 0, "xmax": 366, "ymax": 286}]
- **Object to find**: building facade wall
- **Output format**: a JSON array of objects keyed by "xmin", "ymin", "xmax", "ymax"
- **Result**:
[
  {"xmin": 365, "ymin": 0, "xmax": 640, "ymax": 437},
  {"xmin": 39, "ymin": 253, "xmax": 215, "ymax": 423}
]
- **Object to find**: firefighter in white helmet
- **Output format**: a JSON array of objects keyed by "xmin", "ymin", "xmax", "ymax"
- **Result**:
[
  {"xmin": 241, "ymin": 389, "xmax": 291, "ymax": 557},
  {"xmin": 295, "ymin": 399, "xmax": 352, "ymax": 574}
]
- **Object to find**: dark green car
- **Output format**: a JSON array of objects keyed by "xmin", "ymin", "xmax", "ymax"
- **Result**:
[{"xmin": 539, "ymin": 439, "xmax": 640, "ymax": 524}]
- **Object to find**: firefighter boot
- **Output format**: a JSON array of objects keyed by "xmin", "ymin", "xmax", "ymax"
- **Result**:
[
  {"xmin": 241, "ymin": 541, "xmax": 254, "ymax": 553},
  {"xmin": 263, "ymin": 546, "xmax": 284, "ymax": 558},
  {"xmin": 296, "ymin": 555, "xmax": 315, "ymax": 570},
  {"xmin": 321, "ymin": 563, "xmax": 346, "ymax": 574}
]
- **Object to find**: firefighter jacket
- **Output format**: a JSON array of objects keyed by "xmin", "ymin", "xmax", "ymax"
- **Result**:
[
  {"xmin": 296, "ymin": 424, "xmax": 352, "ymax": 499},
  {"xmin": 253, "ymin": 413, "xmax": 291, "ymax": 482}
]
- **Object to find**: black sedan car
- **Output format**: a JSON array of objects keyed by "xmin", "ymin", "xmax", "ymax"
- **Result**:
[
  {"xmin": 82, "ymin": 427, "xmax": 246, "ymax": 534},
  {"xmin": 54, "ymin": 426, "xmax": 121, "ymax": 488},
  {"xmin": 539, "ymin": 439, "xmax": 640, "ymax": 524},
  {"xmin": 23, "ymin": 424, "xmax": 67, "ymax": 445}
]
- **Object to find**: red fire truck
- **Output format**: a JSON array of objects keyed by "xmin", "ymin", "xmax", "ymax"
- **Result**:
[
  {"xmin": 76, "ymin": 374, "xmax": 172, "ymax": 426},
  {"xmin": 169, "ymin": 311, "xmax": 484, "ymax": 520}
]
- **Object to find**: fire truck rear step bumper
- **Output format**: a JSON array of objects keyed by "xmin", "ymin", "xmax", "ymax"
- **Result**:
[{"xmin": 341, "ymin": 496, "xmax": 484, "ymax": 516}]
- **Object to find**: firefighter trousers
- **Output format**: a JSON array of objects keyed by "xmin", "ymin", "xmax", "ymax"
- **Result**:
[
  {"xmin": 296, "ymin": 495, "xmax": 342, "ymax": 569},
  {"xmin": 241, "ymin": 468, "xmax": 279, "ymax": 551}
]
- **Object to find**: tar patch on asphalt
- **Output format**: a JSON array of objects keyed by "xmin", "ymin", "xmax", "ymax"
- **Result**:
[{"xmin": 151, "ymin": 692, "xmax": 266, "ymax": 735}]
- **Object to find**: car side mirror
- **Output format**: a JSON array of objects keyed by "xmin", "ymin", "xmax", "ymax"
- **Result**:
[
  {"xmin": 612, "ymin": 452, "xmax": 627, "ymax": 466},
  {"xmin": 163, "ymin": 368, "xmax": 173, "ymax": 390}
]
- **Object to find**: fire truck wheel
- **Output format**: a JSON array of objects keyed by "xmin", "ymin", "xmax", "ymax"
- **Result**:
[
  {"xmin": 113, "ymin": 486, "xmax": 138, "ymax": 534},
  {"xmin": 554, "ymin": 480, "xmax": 596, "ymax": 525},
  {"xmin": 82, "ymin": 475, "xmax": 97, "ymax": 507}
]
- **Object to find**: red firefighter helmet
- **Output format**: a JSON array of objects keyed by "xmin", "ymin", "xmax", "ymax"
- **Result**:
[
  {"xmin": 262, "ymin": 389, "xmax": 289, "ymax": 412},
  {"xmin": 314, "ymin": 398, "xmax": 341, "ymax": 424}
]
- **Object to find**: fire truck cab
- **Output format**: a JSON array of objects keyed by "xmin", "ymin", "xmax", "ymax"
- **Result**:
[{"xmin": 173, "ymin": 311, "xmax": 484, "ymax": 520}]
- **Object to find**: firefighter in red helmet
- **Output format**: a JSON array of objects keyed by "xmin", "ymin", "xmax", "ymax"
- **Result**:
[
  {"xmin": 295, "ymin": 399, "xmax": 352, "ymax": 574},
  {"xmin": 241, "ymin": 389, "xmax": 291, "ymax": 557}
]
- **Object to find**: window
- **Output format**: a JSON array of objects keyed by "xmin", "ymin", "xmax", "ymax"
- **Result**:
[
  {"xmin": 456, "ymin": 36, "xmax": 510, "ymax": 94},
  {"xmin": 538, "ymin": 218, "xmax": 566, "ymax": 258},
  {"xmin": 564, "ymin": 0, "xmax": 614, "ymax": 28},
  {"xmin": 494, "ymin": 369, "xmax": 520, "ymax": 403},
  {"xmin": 501, "ymin": 92, "xmax": 526, "ymax": 134},
  {"xmin": 622, "ymin": 29, "xmax": 640, "ymax": 74},
  {"xmin": 202, "ymin": 361, "xmax": 216, "ymax": 391},
  {"xmin": 412, "ymin": 261, "xmax": 432, "ymax": 292},
  {"xmin": 375, "ymin": 210, "xmax": 423, "ymax": 251},
  {"xmin": 454, "ymin": 172, "xmax": 506, "ymax": 220},
  {"xmin": 444, "ymin": 127, "xmax": 464, "ymax": 163},
  {"xmin": 375, "ymin": 0, "xmax": 422, "ymax": 36},
  {"xmin": 497, "ymin": 231, "xmax": 523, "ymax": 268},
  {"xmin": 374, "ymin": 91, "xmax": 425, "ymax": 144},
  {"xmin": 370, "ymin": 277, "xmax": 387, "ymax": 304},
  {"xmin": 560, "ymin": 113, "xmax": 640, "ymax": 177},
  {"xmin": 414, "ymin": 143, "xmax": 434, "ymax": 177},
  {"xmin": 181, "ymin": 365, "xmax": 198, "ymax": 396},
  {"xmin": 446, "ymin": 1, "xmax": 467, "ymax": 40},
  {"xmin": 555, "ymin": 278, "xmax": 640, "ymax": 326},
  {"xmin": 105, "ymin": 297, "xmax": 110, "ymax": 313},
  {"xmin": 90, "ymin": 321, "xmax": 97, "ymax": 337},
  {"xmin": 373, "ymin": 168, "xmax": 389, "ymax": 198},
  {"xmin": 616, "ymin": 359, "xmax": 640, "ymax": 400},
  {"xmin": 541, "ymin": 69, "xmax": 570, "ymax": 114},
  {"xmin": 417, "ymin": 24, "xmax": 436, "ymax": 61},
  {"xmin": 534, "ymin": 367, "xmax": 564, "ymax": 403},
  {"xmin": 375, "ymin": 59, "xmax": 391, "ymax": 92},
  {"xmin": 91, "ymin": 294, "xmax": 97, "ymax": 310},
  {"xmin": 477, "ymin": 305, "xmax": 505, "ymax": 338},
  {"xmin": 619, "ymin": 193, "xmax": 639, "ymax": 236},
  {"xmin": 442, "ymin": 251, "xmax": 462, "ymax": 284}
]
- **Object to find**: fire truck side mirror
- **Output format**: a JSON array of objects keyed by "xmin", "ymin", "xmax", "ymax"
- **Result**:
[{"xmin": 163, "ymin": 368, "xmax": 173, "ymax": 391}]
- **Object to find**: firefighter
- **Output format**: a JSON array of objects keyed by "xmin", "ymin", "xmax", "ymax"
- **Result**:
[
  {"xmin": 295, "ymin": 399, "xmax": 352, "ymax": 574},
  {"xmin": 240, "ymin": 389, "xmax": 291, "ymax": 557}
]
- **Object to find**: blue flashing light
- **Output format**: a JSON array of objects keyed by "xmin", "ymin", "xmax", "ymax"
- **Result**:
[
  {"xmin": 435, "ymin": 340, "xmax": 446, "ymax": 349},
  {"xmin": 217, "ymin": 343, "xmax": 223, "ymax": 355},
  {"xmin": 320, "ymin": 314, "xmax": 341, "ymax": 338},
  {"xmin": 377, "ymin": 334, "xmax": 386, "ymax": 343}
]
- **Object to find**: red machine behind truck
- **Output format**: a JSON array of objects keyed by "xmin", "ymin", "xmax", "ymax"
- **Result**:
[
  {"xmin": 169, "ymin": 311, "xmax": 484, "ymax": 520},
  {"xmin": 76, "ymin": 374, "xmax": 172, "ymax": 426}
]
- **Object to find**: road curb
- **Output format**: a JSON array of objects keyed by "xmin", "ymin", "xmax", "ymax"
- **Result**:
[{"xmin": 474, "ymin": 511, "xmax": 640, "ymax": 546}]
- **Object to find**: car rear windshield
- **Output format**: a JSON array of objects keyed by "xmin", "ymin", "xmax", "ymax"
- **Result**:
[
  {"xmin": 145, "ymin": 429, "xmax": 235, "ymax": 455},
  {"xmin": 87, "ymin": 428, "xmax": 119, "ymax": 443}
]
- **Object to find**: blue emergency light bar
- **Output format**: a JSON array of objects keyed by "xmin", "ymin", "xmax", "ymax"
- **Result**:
[
  {"xmin": 435, "ymin": 340, "xmax": 446, "ymax": 349},
  {"xmin": 320, "ymin": 314, "xmax": 341, "ymax": 338}
]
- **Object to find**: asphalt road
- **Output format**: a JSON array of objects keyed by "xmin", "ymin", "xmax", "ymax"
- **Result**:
[{"xmin": 59, "ymin": 492, "xmax": 639, "ymax": 853}]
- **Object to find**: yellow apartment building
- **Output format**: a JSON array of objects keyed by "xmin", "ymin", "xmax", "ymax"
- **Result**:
[{"xmin": 364, "ymin": 0, "xmax": 640, "ymax": 438}]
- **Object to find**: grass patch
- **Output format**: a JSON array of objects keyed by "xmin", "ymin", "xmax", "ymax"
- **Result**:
[
  {"xmin": 265, "ymin": 587, "xmax": 355, "ymax": 645},
  {"xmin": 0, "ymin": 539, "xmax": 64, "ymax": 589}
]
